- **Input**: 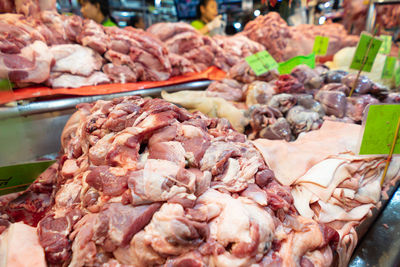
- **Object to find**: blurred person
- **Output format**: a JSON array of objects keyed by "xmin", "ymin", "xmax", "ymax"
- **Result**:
[
  {"xmin": 129, "ymin": 15, "xmax": 145, "ymax": 29},
  {"xmin": 80, "ymin": 0, "xmax": 117, "ymax": 27},
  {"xmin": 191, "ymin": 0, "xmax": 223, "ymax": 35}
]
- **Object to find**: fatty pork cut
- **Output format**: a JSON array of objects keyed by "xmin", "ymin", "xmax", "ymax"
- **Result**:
[{"xmin": 0, "ymin": 97, "xmax": 338, "ymax": 266}]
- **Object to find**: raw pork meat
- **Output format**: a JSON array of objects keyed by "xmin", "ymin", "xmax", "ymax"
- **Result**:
[
  {"xmin": 315, "ymin": 90, "xmax": 347, "ymax": 118},
  {"xmin": 46, "ymin": 71, "xmax": 110, "ymax": 88},
  {"xmin": 102, "ymin": 63, "xmax": 138, "ymax": 83},
  {"xmin": 0, "ymin": 40, "xmax": 53, "ymax": 84},
  {"xmin": 1, "ymin": 97, "xmax": 338, "ymax": 267},
  {"xmin": 168, "ymin": 53, "xmax": 200, "ymax": 76},
  {"xmin": 147, "ymin": 22, "xmax": 197, "ymax": 42},
  {"xmin": 0, "ymin": 13, "xmax": 46, "ymax": 53},
  {"xmin": 206, "ymin": 78, "xmax": 244, "ymax": 102},
  {"xmin": 14, "ymin": 0, "xmax": 56, "ymax": 17},
  {"xmin": 227, "ymin": 59, "xmax": 279, "ymax": 84},
  {"xmin": 242, "ymin": 12, "xmax": 358, "ymax": 62},
  {"xmin": 247, "ymin": 105, "xmax": 292, "ymax": 141},
  {"xmin": 213, "ymin": 34, "xmax": 265, "ymax": 66},
  {"xmin": 245, "ymin": 80, "xmax": 276, "ymax": 106},
  {"xmin": 77, "ymin": 19, "xmax": 108, "ymax": 54},
  {"xmin": 105, "ymin": 26, "xmax": 172, "ymax": 81},
  {"xmin": 0, "ymin": 222, "xmax": 46, "ymax": 267},
  {"xmin": 286, "ymin": 105, "xmax": 323, "ymax": 135},
  {"xmin": 50, "ymin": 44, "xmax": 104, "ymax": 76},
  {"xmin": 346, "ymin": 95, "xmax": 380, "ymax": 122},
  {"xmin": 147, "ymin": 22, "xmax": 233, "ymax": 72}
]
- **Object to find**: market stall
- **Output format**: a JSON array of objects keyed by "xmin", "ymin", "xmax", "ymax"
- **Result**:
[{"xmin": 1, "ymin": 0, "xmax": 400, "ymax": 266}]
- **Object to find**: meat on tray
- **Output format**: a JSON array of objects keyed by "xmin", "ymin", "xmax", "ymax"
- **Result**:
[
  {"xmin": 241, "ymin": 12, "xmax": 359, "ymax": 62},
  {"xmin": 0, "ymin": 96, "xmax": 340, "ymax": 267}
]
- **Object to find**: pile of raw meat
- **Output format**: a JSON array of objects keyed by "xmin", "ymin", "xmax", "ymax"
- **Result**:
[
  {"xmin": 1, "ymin": 3, "xmax": 361, "ymax": 90},
  {"xmin": 0, "ymin": 5, "xmax": 264, "ymax": 89},
  {"xmin": 0, "ymin": 96, "xmax": 341, "ymax": 266},
  {"xmin": 147, "ymin": 22, "xmax": 265, "ymax": 74},
  {"xmin": 241, "ymin": 12, "xmax": 359, "ymax": 62},
  {"xmin": 163, "ymin": 59, "xmax": 398, "ymax": 141},
  {"xmin": 0, "ymin": 11, "xmax": 175, "ymax": 88}
]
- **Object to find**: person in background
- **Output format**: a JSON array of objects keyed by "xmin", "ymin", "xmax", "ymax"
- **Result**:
[
  {"xmin": 80, "ymin": 0, "xmax": 117, "ymax": 27},
  {"xmin": 191, "ymin": 0, "xmax": 222, "ymax": 35},
  {"xmin": 129, "ymin": 15, "xmax": 146, "ymax": 30}
]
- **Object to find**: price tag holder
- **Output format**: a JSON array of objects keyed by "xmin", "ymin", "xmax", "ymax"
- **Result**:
[
  {"xmin": 350, "ymin": 32, "xmax": 383, "ymax": 72},
  {"xmin": 312, "ymin": 36, "xmax": 329, "ymax": 56},
  {"xmin": 278, "ymin": 53, "xmax": 316, "ymax": 74},
  {"xmin": 381, "ymin": 56, "xmax": 396, "ymax": 79},
  {"xmin": 359, "ymin": 104, "xmax": 400, "ymax": 155},
  {"xmin": 379, "ymin": 35, "xmax": 392, "ymax": 55},
  {"xmin": 0, "ymin": 160, "xmax": 56, "ymax": 196},
  {"xmin": 245, "ymin": 51, "xmax": 279, "ymax": 76}
]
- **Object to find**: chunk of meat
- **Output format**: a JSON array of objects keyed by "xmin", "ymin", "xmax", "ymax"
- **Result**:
[
  {"xmin": 46, "ymin": 71, "xmax": 110, "ymax": 88},
  {"xmin": 126, "ymin": 159, "xmax": 195, "ymax": 204},
  {"xmin": 275, "ymin": 74, "xmax": 305, "ymax": 94},
  {"xmin": 0, "ymin": 41, "xmax": 53, "ymax": 84},
  {"xmin": 148, "ymin": 141, "xmax": 186, "ymax": 167},
  {"xmin": 206, "ymin": 79, "xmax": 244, "ymax": 102},
  {"xmin": 227, "ymin": 59, "xmax": 279, "ymax": 84},
  {"xmin": 85, "ymin": 166, "xmax": 128, "ymax": 196},
  {"xmin": 147, "ymin": 22, "xmax": 197, "ymax": 42},
  {"xmin": 50, "ymin": 44, "xmax": 104, "ymax": 76},
  {"xmin": 286, "ymin": 106, "xmax": 323, "ymax": 135},
  {"xmin": 37, "ymin": 209, "xmax": 82, "ymax": 264},
  {"xmin": 102, "ymin": 63, "xmax": 138, "ymax": 83},
  {"xmin": 341, "ymin": 73, "xmax": 372, "ymax": 94},
  {"xmin": 267, "ymin": 94, "xmax": 297, "ymax": 114},
  {"xmin": 245, "ymin": 81, "xmax": 276, "ymax": 106},
  {"xmin": 290, "ymin": 65, "xmax": 323, "ymax": 90},
  {"xmin": 77, "ymin": 19, "xmax": 108, "ymax": 54},
  {"xmin": 196, "ymin": 189, "xmax": 276, "ymax": 263},
  {"xmin": 346, "ymin": 95, "xmax": 380, "ymax": 122},
  {"xmin": 0, "ymin": 223, "xmax": 46, "ymax": 267},
  {"xmin": 315, "ymin": 90, "xmax": 347, "ymax": 118},
  {"xmin": 136, "ymin": 203, "xmax": 208, "ymax": 256}
]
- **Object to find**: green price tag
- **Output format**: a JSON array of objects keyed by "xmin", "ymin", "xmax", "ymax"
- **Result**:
[
  {"xmin": 379, "ymin": 35, "xmax": 392, "ymax": 55},
  {"xmin": 350, "ymin": 33, "xmax": 383, "ymax": 72},
  {"xmin": 381, "ymin": 56, "xmax": 396, "ymax": 79},
  {"xmin": 245, "ymin": 51, "xmax": 278, "ymax": 76},
  {"xmin": 359, "ymin": 104, "xmax": 400, "ymax": 155},
  {"xmin": 245, "ymin": 54, "xmax": 268, "ymax": 76},
  {"xmin": 312, "ymin": 35, "xmax": 329, "ymax": 56},
  {"xmin": 396, "ymin": 66, "xmax": 400, "ymax": 87},
  {"xmin": 257, "ymin": 51, "xmax": 279, "ymax": 71},
  {"xmin": 278, "ymin": 53, "xmax": 316, "ymax": 74},
  {"xmin": 0, "ymin": 160, "xmax": 56, "ymax": 196}
]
